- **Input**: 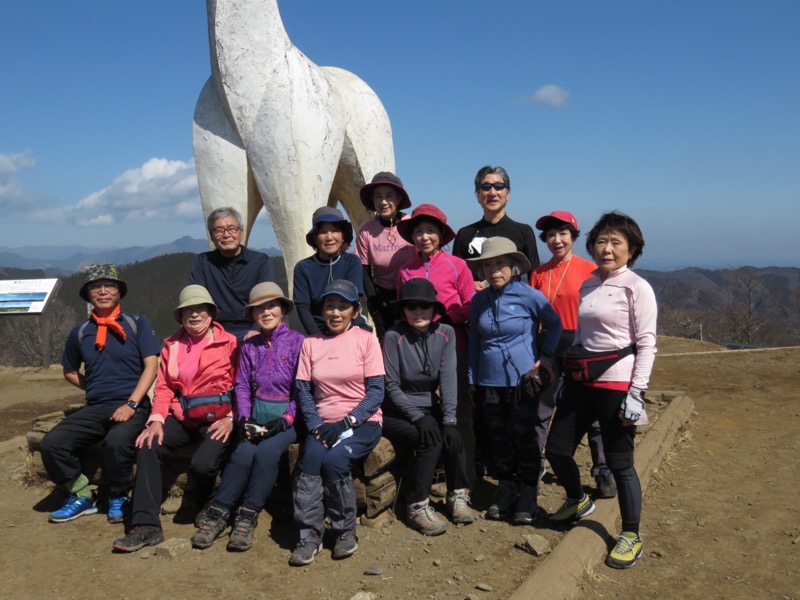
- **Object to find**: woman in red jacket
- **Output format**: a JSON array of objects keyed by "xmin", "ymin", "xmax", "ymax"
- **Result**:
[{"xmin": 112, "ymin": 285, "xmax": 238, "ymax": 553}]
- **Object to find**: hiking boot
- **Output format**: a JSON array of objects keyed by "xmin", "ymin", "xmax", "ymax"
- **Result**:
[
  {"xmin": 595, "ymin": 469, "xmax": 618, "ymax": 499},
  {"xmin": 191, "ymin": 504, "xmax": 230, "ymax": 549},
  {"xmin": 227, "ymin": 506, "xmax": 258, "ymax": 552},
  {"xmin": 446, "ymin": 488, "xmax": 474, "ymax": 524},
  {"xmin": 112, "ymin": 525, "xmax": 165, "ymax": 552},
  {"xmin": 107, "ymin": 493, "xmax": 130, "ymax": 524},
  {"xmin": 332, "ymin": 532, "xmax": 359, "ymax": 559},
  {"xmin": 550, "ymin": 493, "xmax": 596, "ymax": 524},
  {"xmin": 513, "ymin": 484, "xmax": 539, "ymax": 525},
  {"xmin": 48, "ymin": 495, "xmax": 98, "ymax": 523},
  {"xmin": 289, "ymin": 541, "xmax": 322, "ymax": 566},
  {"xmin": 407, "ymin": 499, "xmax": 448, "ymax": 536},
  {"xmin": 606, "ymin": 532, "xmax": 643, "ymax": 569},
  {"xmin": 486, "ymin": 480, "xmax": 518, "ymax": 520}
]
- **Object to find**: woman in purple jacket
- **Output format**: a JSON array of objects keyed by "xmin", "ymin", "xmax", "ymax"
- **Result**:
[{"xmin": 191, "ymin": 282, "xmax": 304, "ymax": 552}]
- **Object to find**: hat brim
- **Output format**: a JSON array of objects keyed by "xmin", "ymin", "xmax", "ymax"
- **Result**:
[
  {"xmin": 173, "ymin": 302, "xmax": 218, "ymax": 324},
  {"xmin": 396, "ymin": 216, "xmax": 456, "ymax": 247},
  {"xmin": 305, "ymin": 220, "xmax": 354, "ymax": 248},
  {"xmin": 467, "ymin": 249, "xmax": 532, "ymax": 274},
  {"xmin": 243, "ymin": 295, "xmax": 294, "ymax": 320},
  {"xmin": 359, "ymin": 181, "xmax": 412, "ymax": 212}
]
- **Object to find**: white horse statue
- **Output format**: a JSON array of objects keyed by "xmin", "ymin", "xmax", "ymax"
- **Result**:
[{"xmin": 193, "ymin": 0, "xmax": 395, "ymax": 283}]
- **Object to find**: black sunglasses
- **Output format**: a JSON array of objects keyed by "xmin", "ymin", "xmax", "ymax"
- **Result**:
[
  {"xmin": 479, "ymin": 182, "xmax": 508, "ymax": 191},
  {"xmin": 404, "ymin": 301, "xmax": 433, "ymax": 310}
]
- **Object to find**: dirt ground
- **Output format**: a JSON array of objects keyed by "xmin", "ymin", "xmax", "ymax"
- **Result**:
[{"xmin": 0, "ymin": 337, "xmax": 797, "ymax": 600}]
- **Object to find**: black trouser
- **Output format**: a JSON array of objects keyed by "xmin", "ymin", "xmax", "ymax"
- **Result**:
[
  {"xmin": 546, "ymin": 381, "xmax": 642, "ymax": 529},
  {"xmin": 40, "ymin": 401, "xmax": 149, "ymax": 488},
  {"xmin": 130, "ymin": 416, "xmax": 230, "ymax": 527},
  {"xmin": 382, "ymin": 409, "xmax": 469, "ymax": 504}
]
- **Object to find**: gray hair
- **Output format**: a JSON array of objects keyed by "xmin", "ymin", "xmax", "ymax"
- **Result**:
[
  {"xmin": 206, "ymin": 207, "xmax": 243, "ymax": 233},
  {"xmin": 474, "ymin": 165, "xmax": 511, "ymax": 195}
]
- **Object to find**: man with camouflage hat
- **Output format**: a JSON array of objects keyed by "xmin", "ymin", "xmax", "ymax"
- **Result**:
[{"xmin": 40, "ymin": 264, "xmax": 161, "ymax": 524}]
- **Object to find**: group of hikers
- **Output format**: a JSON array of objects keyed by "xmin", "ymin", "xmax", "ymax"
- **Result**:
[{"xmin": 40, "ymin": 165, "xmax": 657, "ymax": 570}]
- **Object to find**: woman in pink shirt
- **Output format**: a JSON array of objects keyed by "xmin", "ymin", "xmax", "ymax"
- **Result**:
[
  {"xmin": 545, "ymin": 212, "xmax": 658, "ymax": 570},
  {"xmin": 356, "ymin": 171, "xmax": 417, "ymax": 339}
]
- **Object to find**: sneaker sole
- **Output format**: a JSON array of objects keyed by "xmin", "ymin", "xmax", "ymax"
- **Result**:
[
  {"xmin": 450, "ymin": 515, "xmax": 475, "ymax": 525},
  {"xmin": 551, "ymin": 500, "xmax": 596, "ymax": 525},
  {"xmin": 410, "ymin": 524, "xmax": 448, "ymax": 536},
  {"xmin": 513, "ymin": 510, "xmax": 539, "ymax": 525},
  {"xmin": 332, "ymin": 542, "xmax": 359, "ymax": 560},
  {"xmin": 485, "ymin": 509, "xmax": 510, "ymax": 521},
  {"xmin": 48, "ymin": 506, "xmax": 99, "ymax": 523},
  {"xmin": 112, "ymin": 531, "xmax": 165, "ymax": 553},
  {"xmin": 226, "ymin": 540, "xmax": 253, "ymax": 552},
  {"xmin": 107, "ymin": 512, "xmax": 129, "ymax": 525}
]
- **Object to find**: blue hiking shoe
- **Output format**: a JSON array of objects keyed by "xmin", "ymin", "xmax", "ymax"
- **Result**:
[
  {"xmin": 49, "ymin": 495, "xmax": 98, "ymax": 523},
  {"xmin": 107, "ymin": 493, "xmax": 131, "ymax": 524}
]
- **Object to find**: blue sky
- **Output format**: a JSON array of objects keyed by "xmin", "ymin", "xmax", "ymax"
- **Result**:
[{"xmin": 1, "ymin": 1, "xmax": 798, "ymax": 270}]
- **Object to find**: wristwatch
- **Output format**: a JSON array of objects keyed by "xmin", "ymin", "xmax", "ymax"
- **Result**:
[
  {"xmin": 126, "ymin": 400, "xmax": 138, "ymax": 410},
  {"xmin": 346, "ymin": 414, "xmax": 358, "ymax": 427}
]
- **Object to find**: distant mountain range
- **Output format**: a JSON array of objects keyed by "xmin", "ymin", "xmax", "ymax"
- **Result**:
[{"xmin": 0, "ymin": 237, "xmax": 282, "ymax": 275}]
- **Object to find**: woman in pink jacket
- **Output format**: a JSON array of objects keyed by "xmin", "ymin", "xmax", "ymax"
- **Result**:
[
  {"xmin": 396, "ymin": 204, "xmax": 476, "ymax": 483},
  {"xmin": 112, "ymin": 285, "xmax": 238, "ymax": 553}
]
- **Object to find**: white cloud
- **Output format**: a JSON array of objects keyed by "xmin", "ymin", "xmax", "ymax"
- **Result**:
[
  {"xmin": 0, "ymin": 150, "xmax": 37, "ymax": 209},
  {"xmin": 33, "ymin": 157, "xmax": 202, "ymax": 228},
  {"xmin": 527, "ymin": 84, "xmax": 571, "ymax": 108}
]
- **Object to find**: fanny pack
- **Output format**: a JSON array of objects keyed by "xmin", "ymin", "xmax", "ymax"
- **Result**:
[
  {"xmin": 251, "ymin": 395, "xmax": 289, "ymax": 424},
  {"xmin": 179, "ymin": 391, "xmax": 232, "ymax": 426},
  {"xmin": 562, "ymin": 345, "xmax": 637, "ymax": 383}
]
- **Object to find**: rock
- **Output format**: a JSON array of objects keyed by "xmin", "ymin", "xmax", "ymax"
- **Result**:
[
  {"xmin": 349, "ymin": 593, "xmax": 376, "ymax": 600},
  {"xmin": 363, "ymin": 565, "xmax": 383, "ymax": 576},
  {"xmin": 476, "ymin": 582, "xmax": 494, "ymax": 592},
  {"xmin": 516, "ymin": 534, "xmax": 552, "ymax": 556},
  {"xmin": 432, "ymin": 559, "xmax": 441, "ymax": 567},
  {"xmin": 473, "ymin": 554, "xmax": 485, "ymax": 562},
  {"xmin": 153, "ymin": 538, "xmax": 191, "ymax": 559}
]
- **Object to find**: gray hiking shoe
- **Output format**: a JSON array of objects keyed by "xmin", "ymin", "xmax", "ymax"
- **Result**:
[
  {"xmin": 227, "ymin": 506, "xmax": 258, "ymax": 552},
  {"xmin": 289, "ymin": 541, "xmax": 322, "ymax": 566},
  {"xmin": 446, "ymin": 488, "xmax": 474, "ymax": 524},
  {"xmin": 191, "ymin": 504, "xmax": 230, "ymax": 549},
  {"xmin": 407, "ymin": 499, "xmax": 448, "ymax": 536},
  {"xmin": 486, "ymin": 480, "xmax": 518, "ymax": 520},
  {"xmin": 332, "ymin": 532, "xmax": 358, "ymax": 559}
]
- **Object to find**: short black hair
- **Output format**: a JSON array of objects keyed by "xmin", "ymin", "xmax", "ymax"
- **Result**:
[
  {"xmin": 585, "ymin": 211, "xmax": 645, "ymax": 267},
  {"xmin": 538, "ymin": 220, "xmax": 579, "ymax": 243}
]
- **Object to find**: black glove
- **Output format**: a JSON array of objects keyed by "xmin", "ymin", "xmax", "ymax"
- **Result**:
[
  {"xmin": 413, "ymin": 414, "xmax": 442, "ymax": 447},
  {"xmin": 315, "ymin": 418, "xmax": 351, "ymax": 447},
  {"xmin": 441, "ymin": 425, "xmax": 463, "ymax": 455},
  {"xmin": 237, "ymin": 416, "xmax": 250, "ymax": 442},
  {"xmin": 261, "ymin": 417, "xmax": 288, "ymax": 440}
]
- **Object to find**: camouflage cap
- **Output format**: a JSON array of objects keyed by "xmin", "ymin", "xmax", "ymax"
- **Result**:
[{"xmin": 79, "ymin": 263, "xmax": 127, "ymax": 302}]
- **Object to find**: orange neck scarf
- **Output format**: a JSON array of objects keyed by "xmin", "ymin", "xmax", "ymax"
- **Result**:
[{"xmin": 91, "ymin": 304, "xmax": 127, "ymax": 351}]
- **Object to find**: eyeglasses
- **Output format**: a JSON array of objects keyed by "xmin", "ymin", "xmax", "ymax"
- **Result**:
[
  {"xmin": 212, "ymin": 226, "xmax": 242, "ymax": 237},
  {"xmin": 404, "ymin": 301, "xmax": 433, "ymax": 310},
  {"xmin": 479, "ymin": 182, "xmax": 508, "ymax": 191}
]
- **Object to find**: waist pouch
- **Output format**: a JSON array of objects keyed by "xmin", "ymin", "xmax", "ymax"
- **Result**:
[
  {"xmin": 562, "ymin": 345, "xmax": 636, "ymax": 383},
  {"xmin": 252, "ymin": 396, "xmax": 289, "ymax": 424},
  {"xmin": 180, "ymin": 391, "xmax": 232, "ymax": 426}
]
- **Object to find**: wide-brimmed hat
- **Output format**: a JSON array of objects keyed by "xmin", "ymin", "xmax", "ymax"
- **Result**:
[
  {"xmin": 535, "ymin": 210, "xmax": 579, "ymax": 231},
  {"xmin": 466, "ymin": 236, "xmax": 532, "ymax": 274},
  {"xmin": 305, "ymin": 206, "xmax": 354, "ymax": 248},
  {"xmin": 79, "ymin": 263, "xmax": 127, "ymax": 302},
  {"xmin": 173, "ymin": 285, "xmax": 218, "ymax": 323},
  {"xmin": 396, "ymin": 204, "xmax": 456, "ymax": 246},
  {"xmin": 320, "ymin": 279, "xmax": 360, "ymax": 304},
  {"xmin": 393, "ymin": 278, "xmax": 446, "ymax": 318},
  {"xmin": 359, "ymin": 171, "xmax": 412, "ymax": 211},
  {"xmin": 243, "ymin": 282, "xmax": 294, "ymax": 320}
]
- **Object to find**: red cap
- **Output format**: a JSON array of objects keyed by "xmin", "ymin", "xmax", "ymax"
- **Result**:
[
  {"xmin": 396, "ymin": 204, "xmax": 456, "ymax": 246},
  {"xmin": 535, "ymin": 210, "xmax": 579, "ymax": 231}
]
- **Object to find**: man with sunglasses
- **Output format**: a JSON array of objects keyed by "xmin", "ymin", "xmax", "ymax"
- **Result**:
[
  {"xmin": 453, "ymin": 166, "xmax": 540, "ymax": 291},
  {"xmin": 189, "ymin": 206, "xmax": 275, "ymax": 340}
]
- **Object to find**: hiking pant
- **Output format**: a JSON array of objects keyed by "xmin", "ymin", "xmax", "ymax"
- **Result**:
[
  {"xmin": 546, "ymin": 381, "xmax": 641, "ymax": 526},
  {"xmin": 40, "ymin": 401, "xmax": 149, "ymax": 488},
  {"xmin": 214, "ymin": 426, "xmax": 296, "ymax": 511},
  {"xmin": 130, "ymin": 416, "xmax": 230, "ymax": 527},
  {"xmin": 382, "ymin": 411, "xmax": 469, "ymax": 504},
  {"xmin": 294, "ymin": 422, "xmax": 381, "ymax": 544},
  {"xmin": 478, "ymin": 386, "xmax": 541, "ymax": 486}
]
